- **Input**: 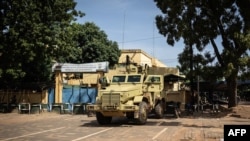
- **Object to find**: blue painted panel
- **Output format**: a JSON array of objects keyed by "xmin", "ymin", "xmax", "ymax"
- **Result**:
[
  {"xmin": 62, "ymin": 86, "xmax": 97, "ymax": 104},
  {"xmin": 48, "ymin": 88, "xmax": 55, "ymax": 104},
  {"xmin": 47, "ymin": 88, "xmax": 55, "ymax": 111},
  {"xmin": 62, "ymin": 86, "xmax": 74, "ymax": 103},
  {"xmin": 79, "ymin": 87, "xmax": 97, "ymax": 104}
]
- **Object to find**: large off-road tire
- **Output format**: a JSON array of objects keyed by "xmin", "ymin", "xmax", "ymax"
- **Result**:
[
  {"xmin": 155, "ymin": 102, "xmax": 164, "ymax": 119},
  {"xmin": 136, "ymin": 101, "xmax": 148, "ymax": 125},
  {"xmin": 96, "ymin": 112, "xmax": 112, "ymax": 125}
]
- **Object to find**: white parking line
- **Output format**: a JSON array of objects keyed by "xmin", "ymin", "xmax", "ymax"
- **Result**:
[
  {"xmin": 71, "ymin": 128, "xmax": 113, "ymax": 141},
  {"xmin": 152, "ymin": 128, "xmax": 168, "ymax": 140},
  {"xmin": 0, "ymin": 127, "xmax": 65, "ymax": 141}
]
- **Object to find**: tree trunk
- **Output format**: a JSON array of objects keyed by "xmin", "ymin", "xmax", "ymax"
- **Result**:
[{"xmin": 226, "ymin": 76, "xmax": 237, "ymax": 108}]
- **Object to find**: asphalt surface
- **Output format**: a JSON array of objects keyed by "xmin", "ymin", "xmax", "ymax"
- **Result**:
[{"xmin": 0, "ymin": 109, "xmax": 250, "ymax": 141}]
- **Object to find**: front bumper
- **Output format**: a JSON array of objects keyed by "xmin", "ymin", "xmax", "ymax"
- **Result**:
[{"xmin": 86, "ymin": 104, "xmax": 138, "ymax": 112}]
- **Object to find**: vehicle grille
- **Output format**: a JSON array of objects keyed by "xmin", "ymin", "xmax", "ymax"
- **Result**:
[{"xmin": 102, "ymin": 93, "xmax": 120, "ymax": 106}]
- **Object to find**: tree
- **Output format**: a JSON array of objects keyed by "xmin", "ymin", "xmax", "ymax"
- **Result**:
[
  {"xmin": 178, "ymin": 46, "xmax": 224, "ymax": 100},
  {"xmin": 154, "ymin": 0, "xmax": 250, "ymax": 108},
  {"xmin": 77, "ymin": 22, "xmax": 121, "ymax": 67},
  {"xmin": 64, "ymin": 22, "xmax": 120, "ymax": 67},
  {"xmin": 178, "ymin": 47, "xmax": 218, "ymax": 82},
  {"xmin": 0, "ymin": 0, "xmax": 83, "ymax": 88}
]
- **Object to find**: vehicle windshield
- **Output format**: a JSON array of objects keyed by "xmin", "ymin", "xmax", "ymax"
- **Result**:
[
  {"xmin": 112, "ymin": 76, "xmax": 126, "ymax": 82},
  {"xmin": 127, "ymin": 75, "xmax": 141, "ymax": 82}
]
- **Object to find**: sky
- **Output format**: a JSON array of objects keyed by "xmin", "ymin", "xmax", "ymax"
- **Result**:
[{"xmin": 74, "ymin": 0, "xmax": 185, "ymax": 67}]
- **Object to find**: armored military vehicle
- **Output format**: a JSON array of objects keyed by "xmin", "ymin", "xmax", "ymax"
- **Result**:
[{"xmin": 86, "ymin": 56, "xmax": 165, "ymax": 125}]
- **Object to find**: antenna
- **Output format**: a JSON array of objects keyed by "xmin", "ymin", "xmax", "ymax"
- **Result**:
[
  {"xmin": 152, "ymin": 21, "xmax": 156, "ymax": 68},
  {"xmin": 152, "ymin": 22, "xmax": 155, "ymax": 57},
  {"xmin": 122, "ymin": 11, "xmax": 126, "ymax": 49}
]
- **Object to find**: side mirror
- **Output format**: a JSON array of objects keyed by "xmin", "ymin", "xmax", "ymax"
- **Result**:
[{"xmin": 99, "ymin": 76, "xmax": 110, "ymax": 88}]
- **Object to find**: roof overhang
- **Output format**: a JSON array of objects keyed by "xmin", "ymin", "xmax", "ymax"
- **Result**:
[{"xmin": 164, "ymin": 74, "xmax": 185, "ymax": 82}]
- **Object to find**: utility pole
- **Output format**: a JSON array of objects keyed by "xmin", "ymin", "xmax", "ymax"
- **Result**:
[
  {"xmin": 197, "ymin": 75, "xmax": 200, "ymax": 111},
  {"xmin": 189, "ymin": 44, "xmax": 194, "ymax": 106}
]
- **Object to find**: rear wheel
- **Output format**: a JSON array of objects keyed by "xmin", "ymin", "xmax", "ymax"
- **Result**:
[
  {"xmin": 155, "ymin": 101, "xmax": 164, "ymax": 118},
  {"xmin": 96, "ymin": 112, "xmax": 112, "ymax": 125},
  {"xmin": 136, "ymin": 101, "xmax": 148, "ymax": 125}
]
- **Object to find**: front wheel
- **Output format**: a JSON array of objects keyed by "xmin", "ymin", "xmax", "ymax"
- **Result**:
[
  {"xmin": 136, "ymin": 101, "xmax": 148, "ymax": 125},
  {"xmin": 96, "ymin": 112, "xmax": 112, "ymax": 125}
]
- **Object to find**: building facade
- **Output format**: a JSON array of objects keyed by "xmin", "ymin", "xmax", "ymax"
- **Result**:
[{"xmin": 119, "ymin": 49, "xmax": 167, "ymax": 68}]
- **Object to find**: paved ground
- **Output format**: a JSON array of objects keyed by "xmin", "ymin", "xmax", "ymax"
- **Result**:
[{"xmin": 0, "ymin": 102, "xmax": 249, "ymax": 141}]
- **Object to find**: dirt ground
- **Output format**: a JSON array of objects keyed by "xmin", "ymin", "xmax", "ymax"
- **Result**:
[
  {"xmin": 180, "ymin": 101, "xmax": 250, "ymax": 119},
  {"xmin": 227, "ymin": 101, "xmax": 250, "ymax": 119},
  {"xmin": 177, "ymin": 101, "xmax": 250, "ymax": 141}
]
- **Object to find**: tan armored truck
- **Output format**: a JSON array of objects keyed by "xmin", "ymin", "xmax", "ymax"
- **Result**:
[{"xmin": 86, "ymin": 58, "xmax": 165, "ymax": 125}]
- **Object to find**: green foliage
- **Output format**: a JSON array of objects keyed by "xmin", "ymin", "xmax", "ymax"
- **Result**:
[
  {"xmin": 237, "ymin": 31, "xmax": 250, "ymax": 80},
  {"xmin": 177, "ymin": 46, "xmax": 222, "ymax": 84},
  {"xmin": 61, "ymin": 22, "xmax": 120, "ymax": 67},
  {"xmin": 79, "ymin": 22, "xmax": 121, "ymax": 67},
  {"xmin": 0, "ymin": 0, "xmax": 120, "ymax": 89},
  {"xmin": 0, "ymin": 0, "xmax": 82, "ymax": 87},
  {"xmin": 154, "ymin": 0, "xmax": 250, "ymax": 107}
]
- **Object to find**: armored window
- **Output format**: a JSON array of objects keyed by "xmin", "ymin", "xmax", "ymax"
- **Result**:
[
  {"xmin": 112, "ymin": 76, "xmax": 126, "ymax": 82},
  {"xmin": 154, "ymin": 77, "xmax": 160, "ymax": 82},
  {"xmin": 127, "ymin": 75, "xmax": 141, "ymax": 82}
]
